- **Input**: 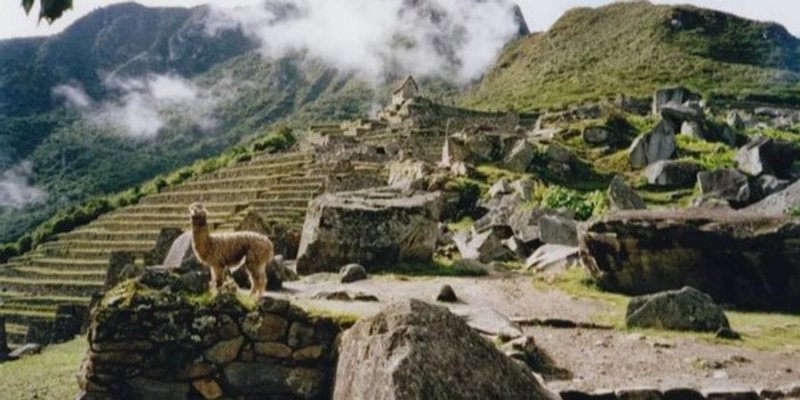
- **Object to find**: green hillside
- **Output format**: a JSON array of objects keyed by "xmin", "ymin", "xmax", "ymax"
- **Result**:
[{"xmin": 465, "ymin": 2, "xmax": 800, "ymax": 110}]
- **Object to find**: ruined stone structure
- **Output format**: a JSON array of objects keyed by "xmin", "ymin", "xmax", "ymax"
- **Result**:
[
  {"xmin": 0, "ymin": 85, "xmax": 532, "ymax": 351},
  {"xmin": 78, "ymin": 273, "xmax": 340, "ymax": 400}
]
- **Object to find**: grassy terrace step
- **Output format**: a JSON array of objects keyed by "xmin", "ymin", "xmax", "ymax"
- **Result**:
[
  {"xmin": 5, "ymin": 267, "xmax": 106, "ymax": 282},
  {"xmin": 247, "ymin": 152, "xmax": 315, "ymax": 166},
  {"xmin": 122, "ymin": 202, "xmax": 247, "ymax": 215},
  {"xmin": 55, "ymin": 230, "xmax": 161, "ymax": 242},
  {"xmin": 0, "ymin": 292, "xmax": 91, "ymax": 306},
  {"xmin": 0, "ymin": 277, "xmax": 103, "ymax": 297},
  {"xmin": 163, "ymin": 175, "xmax": 326, "ymax": 193},
  {"xmin": 206, "ymin": 160, "xmax": 316, "ymax": 180},
  {"xmin": 37, "ymin": 249, "xmax": 147, "ymax": 261},
  {"xmin": 0, "ymin": 305, "xmax": 56, "ymax": 325},
  {"xmin": 17, "ymin": 257, "xmax": 140, "ymax": 271},
  {"xmin": 249, "ymin": 198, "xmax": 314, "ymax": 209},
  {"xmin": 41, "ymin": 240, "xmax": 156, "ymax": 252},
  {"xmin": 141, "ymin": 189, "xmax": 267, "ymax": 205},
  {"xmin": 164, "ymin": 183, "xmax": 323, "ymax": 197}
]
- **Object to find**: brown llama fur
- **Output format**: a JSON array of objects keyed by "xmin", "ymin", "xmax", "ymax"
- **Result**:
[{"xmin": 189, "ymin": 203, "xmax": 274, "ymax": 297}]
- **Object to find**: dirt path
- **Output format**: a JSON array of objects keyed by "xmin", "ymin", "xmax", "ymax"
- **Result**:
[{"xmin": 274, "ymin": 272, "xmax": 800, "ymax": 393}]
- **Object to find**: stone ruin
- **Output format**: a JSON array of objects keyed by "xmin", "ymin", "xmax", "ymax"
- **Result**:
[{"xmin": 79, "ymin": 272, "xmax": 340, "ymax": 400}]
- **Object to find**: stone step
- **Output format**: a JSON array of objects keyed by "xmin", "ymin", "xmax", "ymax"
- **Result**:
[{"xmin": 248, "ymin": 198, "xmax": 315, "ymax": 209}]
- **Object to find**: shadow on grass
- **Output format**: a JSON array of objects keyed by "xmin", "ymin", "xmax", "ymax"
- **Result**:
[{"xmin": 372, "ymin": 259, "xmax": 489, "ymax": 278}]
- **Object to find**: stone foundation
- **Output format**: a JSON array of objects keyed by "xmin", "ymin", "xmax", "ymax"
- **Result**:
[{"xmin": 78, "ymin": 273, "xmax": 340, "ymax": 400}]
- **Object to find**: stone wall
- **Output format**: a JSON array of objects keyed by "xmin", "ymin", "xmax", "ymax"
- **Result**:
[
  {"xmin": 78, "ymin": 273, "xmax": 340, "ymax": 400},
  {"xmin": 406, "ymin": 98, "xmax": 538, "ymax": 132}
]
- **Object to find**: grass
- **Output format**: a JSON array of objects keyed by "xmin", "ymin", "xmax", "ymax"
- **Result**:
[
  {"xmin": 0, "ymin": 337, "xmax": 87, "ymax": 400},
  {"xmin": 535, "ymin": 267, "xmax": 800, "ymax": 352}
]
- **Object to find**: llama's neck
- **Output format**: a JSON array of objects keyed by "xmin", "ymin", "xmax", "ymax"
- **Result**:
[{"xmin": 191, "ymin": 217, "xmax": 211, "ymax": 257}]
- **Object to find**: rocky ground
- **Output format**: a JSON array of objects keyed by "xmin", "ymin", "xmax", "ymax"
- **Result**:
[{"xmin": 273, "ymin": 271, "xmax": 800, "ymax": 394}]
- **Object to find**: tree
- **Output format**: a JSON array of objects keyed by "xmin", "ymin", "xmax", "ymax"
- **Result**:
[{"xmin": 22, "ymin": 0, "xmax": 73, "ymax": 23}]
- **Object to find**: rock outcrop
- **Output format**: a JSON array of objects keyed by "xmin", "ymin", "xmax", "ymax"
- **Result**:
[
  {"xmin": 736, "ymin": 136, "xmax": 797, "ymax": 177},
  {"xmin": 296, "ymin": 189, "xmax": 442, "ymax": 274},
  {"xmin": 607, "ymin": 176, "xmax": 646, "ymax": 211},
  {"xmin": 746, "ymin": 180, "xmax": 800, "ymax": 216},
  {"xmin": 645, "ymin": 160, "xmax": 702, "ymax": 187},
  {"xmin": 626, "ymin": 287, "xmax": 731, "ymax": 333},
  {"xmin": 697, "ymin": 169, "xmax": 752, "ymax": 206},
  {"xmin": 333, "ymin": 299, "xmax": 557, "ymax": 400},
  {"xmin": 579, "ymin": 209, "xmax": 800, "ymax": 312},
  {"xmin": 79, "ymin": 271, "xmax": 340, "ymax": 400},
  {"xmin": 629, "ymin": 119, "xmax": 677, "ymax": 168}
]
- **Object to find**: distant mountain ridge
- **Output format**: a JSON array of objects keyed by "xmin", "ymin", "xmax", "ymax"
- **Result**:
[{"xmin": 465, "ymin": 2, "xmax": 800, "ymax": 111}]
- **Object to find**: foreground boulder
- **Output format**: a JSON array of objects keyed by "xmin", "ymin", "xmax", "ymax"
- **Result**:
[
  {"xmin": 579, "ymin": 209, "xmax": 800, "ymax": 312},
  {"xmin": 296, "ymin": 189, "xmax": 442, "ymax": 274},
  {"xmin": 333, "ymin": 299, "xmax": 557, "ymax": 400},
  {"xmin": 626, "ymin": 287, "xmax": 731, "ymax": 333}
]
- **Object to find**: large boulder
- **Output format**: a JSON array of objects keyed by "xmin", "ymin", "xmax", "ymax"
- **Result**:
[
  {"xmin": 626, "ymin": 287, "xmax": 731, "ymax": 333},
  {"xmin": 736, "ymin": 136, "xmax": 797, "ymax": 177},
  {"xmin": 579, "ymin": 209, "xmax": 800, "ymax": 312},
  {"xmin": 697, "ymin": 169, "xmax": 752, "ymax": 206},
  {"xmin": 388, "ymin": 159, "xmax": 430, "ymax": 191},
  {"xmin": 333, "ymin": 299, "xmax": 557, "ymax": 400},
  {"xmin": 645, "ymin": 160, "xmax": 703, "ymax": 187},
  {"xmin": 629, "ymin": 119, "xmax": 677, "ymax": 168},
  {"xmin": 652, "ymin": 86, "xmax": 701, "ymax": 115},
  {"xmin": 296, "ymin": 189, "xmax": 442, "ymax": 274},
  {"xmin": 607, "ymin": 176, "xmax": 646, "ymax": 211},
  {"xmin": 539, "ymin": 214, "xmax": 579, "ymax": 247},
  {"xmin": 746, "ymin": 180, "xmax": 800, "ymax": 216},
  {"xmin": 660, "ymin": 103, "xmax": 704, "ymax": 124},
  {"xmin": 503, "ymin": 140, "xmax": 536, "ymax": 173}
]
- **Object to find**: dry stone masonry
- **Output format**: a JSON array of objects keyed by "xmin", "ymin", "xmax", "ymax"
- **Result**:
[{"xmin": 78, "ymin": 272, "xmax": 340, "ymax": 400}]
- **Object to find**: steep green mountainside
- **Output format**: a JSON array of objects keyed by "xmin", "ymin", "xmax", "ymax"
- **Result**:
[
  {"xmin": 465, "ymin": 2, "xmax": 800, "ymax": 111},
  {"xmin": 0, "ymin": 4, "xmax": 384, "ymax": 243}
]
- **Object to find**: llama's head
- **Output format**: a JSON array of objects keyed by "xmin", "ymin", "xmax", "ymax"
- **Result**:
[{"xmin": 189, "ymin": 203, "xmax": 208, "ymax": 222}]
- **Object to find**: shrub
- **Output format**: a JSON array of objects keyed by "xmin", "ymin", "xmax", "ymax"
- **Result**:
[{"xmin": 541, "ymin": 185, "xmax": 607, "ymax": 221}]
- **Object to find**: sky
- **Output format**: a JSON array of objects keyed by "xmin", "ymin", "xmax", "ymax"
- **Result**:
[{"xmin": 1, "ymin": 0, "xmax": 800, "ymax": 40}]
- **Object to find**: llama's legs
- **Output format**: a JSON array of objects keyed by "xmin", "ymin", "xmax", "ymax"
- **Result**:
[
  {"xmin": 209, "ymin": 265, "xmax": 225, "ymax": 291},
  {"xmin": 246, "ymin": 262, "xmax": 267, "ymax": 297}
]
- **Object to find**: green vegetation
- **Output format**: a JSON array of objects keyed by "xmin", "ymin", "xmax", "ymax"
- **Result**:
[
  {"xmin": 539, "ymin": 186, "xmax": 608, "ymax": 221},
  {"xmin": 536, "ymin": 267, "xmax": 800, "ymax": 352},
  {"xmin": 0, "ymin": 126, "xmax": 297, "ymax": 263},
  {"xmin": 466, "ymin": 2, "xmax": 800, "ymax": 111},
  {"xmin": 0, "ymin": 337, "xmax": 86, "ymax": 400},
  {"xmin": 676, "ymin": 135, "xmax": 736, "ymax": 170}
]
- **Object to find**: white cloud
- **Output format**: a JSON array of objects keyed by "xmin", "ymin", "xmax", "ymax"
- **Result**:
[
  {"xmin": 54, "ymin": 74, "xmax": 219, "ymax": 139},
  {"xmin": 0, "ymin": 161, "xmax": 45, "ymax": 210},
  {"xmin": 206, "ymin": 0, "xmax": 522, "ymax": 84}
]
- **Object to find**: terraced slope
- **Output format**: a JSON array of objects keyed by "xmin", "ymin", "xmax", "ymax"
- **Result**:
[{"xmin": 0, "ymin": 150, "xmax": 336, "ymax": 346}]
